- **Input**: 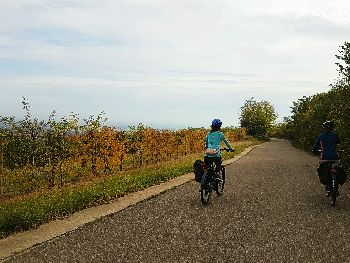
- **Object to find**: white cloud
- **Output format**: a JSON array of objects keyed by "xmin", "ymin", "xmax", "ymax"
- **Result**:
[{"xmin": 0, "ymin": 0, "xmax": 349, "ymax": 128}]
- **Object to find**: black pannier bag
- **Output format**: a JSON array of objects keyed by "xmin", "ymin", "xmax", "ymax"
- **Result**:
[
  {"xmin": 317, "ymin": 163, "xmax": 331, "ymax": 185},
  {"xmin": 317, "ymin": 163, "xmax": 347, "ymax": 185},
  {"xmin": 333, "ymin": 166, "xmax": 347, "ymax": 185},
  {"xmin": 193, "ymin": 160, "xmax": 206, "ymax": 182}
]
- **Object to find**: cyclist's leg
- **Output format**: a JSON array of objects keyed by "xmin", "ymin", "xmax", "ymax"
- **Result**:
[
  {"xmin": 214, "ymin": 157, "xmax": 222, "ymax": 178},
  {"xmin": 214, "ymin": 157, "xmax": 222, "ymax": 173},
  {"xmin": 324, "ymin": 171, "xmax": 331, "ymax": 192},
  {"xmin": 318, "ymin": 163, "xmax": 331, "ymax": 192},
  {"xmin": 204, "ymin": 156, "xmax": 212, "ymax": 167}
]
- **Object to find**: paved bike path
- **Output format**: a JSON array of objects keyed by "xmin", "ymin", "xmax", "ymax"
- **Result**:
[{"xmin": 5, "ymin": 139, "xmax": 350, "ymax": 262}]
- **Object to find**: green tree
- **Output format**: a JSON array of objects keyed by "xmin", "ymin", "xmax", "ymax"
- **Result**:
[
  {"xmin": 335, "ymin": 41, "xmax": 350, "ymax": 85},
  {"xmin": 239, "ymin": 98, "xmax": 277, "ymax": 140}
]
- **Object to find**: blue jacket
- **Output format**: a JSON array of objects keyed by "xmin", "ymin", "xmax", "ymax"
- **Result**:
[
  {"xmin": 205, "ymin": 131, "xmax": 234, "ymax": 157},
  {"xmin": 313, "ymin": 132, "xmax": 341, "ymax": 160}
]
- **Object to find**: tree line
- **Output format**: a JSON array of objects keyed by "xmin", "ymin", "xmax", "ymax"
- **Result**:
[
  {"xmin": 269, "ymin": 42, "xmax": 350, "ymax": 170},
  {"xmin": 238, "ymin": 42, "xmax": 349, "ymax": 172}
]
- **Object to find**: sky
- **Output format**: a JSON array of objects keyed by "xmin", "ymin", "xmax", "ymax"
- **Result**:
[{"xmin": 1, "ymin": 0, "xmax": 350, "ymax": 129}]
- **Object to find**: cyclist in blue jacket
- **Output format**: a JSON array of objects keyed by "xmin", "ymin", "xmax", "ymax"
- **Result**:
[
  {"xmin": 204, "ymin": 119, "xmax": 235, "ymax": 180},
  {"xmin": 312, "ymin": 121, "xmax": 341, "ymax": 160},
  {"xmin": 312, "ymin": 120, "xmax": 341, "ymax": 194}
]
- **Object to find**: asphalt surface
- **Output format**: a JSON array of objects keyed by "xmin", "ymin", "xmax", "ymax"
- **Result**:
[{"xmin": 5, "ymin": 139, "xmax": 350, "ymax": 263}]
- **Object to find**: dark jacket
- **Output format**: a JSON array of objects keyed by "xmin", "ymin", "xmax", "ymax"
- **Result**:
[{"xmin": 313, "ymin": 131, "xmax": 341, "ymax": 160}]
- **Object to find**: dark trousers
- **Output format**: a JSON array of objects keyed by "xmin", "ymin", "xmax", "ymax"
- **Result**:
[{"xmin": 204, "ymin": 156, "xmax": 222, "ymax": 173}]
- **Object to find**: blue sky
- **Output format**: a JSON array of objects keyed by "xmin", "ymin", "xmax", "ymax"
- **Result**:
[{"xmin": 1, "ymin": 0, "xmax": 350, "ymax": 129}]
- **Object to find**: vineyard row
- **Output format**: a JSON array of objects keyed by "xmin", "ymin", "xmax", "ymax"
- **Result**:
[{"xmin": 0, "ymin": 109, "xmax": 247, "ymax": 198}]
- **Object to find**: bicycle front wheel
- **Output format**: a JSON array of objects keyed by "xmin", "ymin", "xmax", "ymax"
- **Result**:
[{"xmin": 200, "ymin": 175, "xmax": 212, "ymax": 205}]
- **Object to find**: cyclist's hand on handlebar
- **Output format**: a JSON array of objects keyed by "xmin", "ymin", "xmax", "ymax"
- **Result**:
[{"xmin": 312, "ymin": 150, "xmax": 321, "ymax": 156}]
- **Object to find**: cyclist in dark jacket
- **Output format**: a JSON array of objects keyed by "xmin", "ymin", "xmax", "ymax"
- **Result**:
[
  {"xmin": 312, "ymin": 121, "xmax": 341, "ymax": 160},
  {"xmin": 312, "ymin": 121, "xmax": 341, "ymax": 194}
]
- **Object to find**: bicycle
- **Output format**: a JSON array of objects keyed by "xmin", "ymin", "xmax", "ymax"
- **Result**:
[
  {"xmin": 316, "ymin": 150, "xmax": 345, "ymax": 206},
  {"xmin": 200, "ymin": 148, "xmax": 231, "ymax": 205}
]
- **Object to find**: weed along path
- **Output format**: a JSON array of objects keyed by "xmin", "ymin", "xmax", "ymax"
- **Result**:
[{"xmin": 3, "ymin": 139, "xmax": 350, "ymax": 262}]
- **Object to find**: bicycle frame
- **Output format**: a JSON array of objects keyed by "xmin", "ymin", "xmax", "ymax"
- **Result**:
[
  {"xmin": 200, "ymin": 162, "xmax": 225, "ymax": 205},
  {"xmin": 320, "ymin": 160, "xmax": 339, "ymax": 206},
  {"xmin": 200, "ymin": 148, "xmax": 230, "ymax": 205},
  {"xmin": 201, "ymin": 164, "xmax": 216, "ymax": 192},
  {"xmin": 315, "ymin": 149, "xmax": 344, "ymax": 206}
]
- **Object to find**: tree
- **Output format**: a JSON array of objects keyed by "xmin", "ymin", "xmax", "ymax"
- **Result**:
[
  {"xmin": 239, "ymin": 98, "xmax": 277, "ymax": 140},
  {"xmin": 335, "ymin": 41, "xmax": 350, "ymax": 85}
]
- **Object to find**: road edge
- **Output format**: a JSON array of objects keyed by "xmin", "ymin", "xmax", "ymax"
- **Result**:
[{"xmin": 0, "ymin": 143, "xmax": 262, "ymax": 262}]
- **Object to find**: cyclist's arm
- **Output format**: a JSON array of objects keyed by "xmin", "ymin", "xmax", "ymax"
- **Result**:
[
  {"xmin": 222, "ymin": 135, "xmax": 234, "ymax": 151},
  {"xmin": 205, "ymin": 135, "xmax": 209, "ymax": 149},
  {"xmin": 312, "ymin": 137, "xmax": 321, "ymax": 153}
]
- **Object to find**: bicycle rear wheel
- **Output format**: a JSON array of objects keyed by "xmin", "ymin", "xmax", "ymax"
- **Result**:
[
  {"xmin": 331, "ymin": 174, "xmax": 338, "ymax": 206},
  {"xmin": 216, "ymin": 167, "xmax": 226, "ymax": 196},
  {"xmin": 200, "ymin": 174, "xmax": 212, "ymax": 205}
]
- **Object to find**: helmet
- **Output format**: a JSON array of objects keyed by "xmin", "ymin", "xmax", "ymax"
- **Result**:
[
  {"xmin": 211, "ymin": 119, "xmax": 222, "ymax": 127},
  {"xmin": 322, "ymin": 120, "xmax": 334, "ymax": 130}
]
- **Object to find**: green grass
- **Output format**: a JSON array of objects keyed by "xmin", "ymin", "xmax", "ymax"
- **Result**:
[{"xmin": 0, "ymin": 139, "xmax": 261, "ymax": 238}]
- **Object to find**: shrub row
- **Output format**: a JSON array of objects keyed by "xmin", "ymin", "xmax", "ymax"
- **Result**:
[
  {"xmin": 271, "ymin": 85, "xmax": 350, "ymax": 170},
  {"xmin": 0, "ymin": 101, "xmax": 247, "ymax": 197}
]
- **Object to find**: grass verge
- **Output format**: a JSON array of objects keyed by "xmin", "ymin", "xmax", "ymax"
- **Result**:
[{"xmin": 0, "ymin": 139, "xmax": 261, "ymax": 238}]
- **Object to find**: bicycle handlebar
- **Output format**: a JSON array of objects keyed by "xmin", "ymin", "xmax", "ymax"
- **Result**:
[
  {"xmin": 220, "ymin": 148, "xmax": 235, "ymax": 152},
  {"xmin": 313, "ymin": 149, "xmax": 344, "ymax": 158},
  {"xmin": 314, "ymin": 149, "xmax": 344, "ymax": 153}
]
